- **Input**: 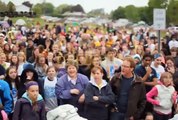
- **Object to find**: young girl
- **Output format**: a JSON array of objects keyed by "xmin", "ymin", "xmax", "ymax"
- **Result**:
[
  {"xmin": 146, "ymin": 72, "xmax": 177, "ymax": 120},
  {"xmin": 43, "ymin": 66, "xmax": 58, "ymax": 111},
  {"xmin": 10, "ymin": 54, "xmax": 19, "ymax": 69},
  {"xmin": 17, "ymin": 52, "xmax": 26, "ymax": 76},
  {"xmin": 5, "ymin": 66, "xmax": 20, "ymax": 105},
  {"xmin": 84, "ymin": 66, "xmax": 114, "ymax": 120},
  {"xmin": 13, "ymin": 81, "xmax": 46, "ymax": 120}
]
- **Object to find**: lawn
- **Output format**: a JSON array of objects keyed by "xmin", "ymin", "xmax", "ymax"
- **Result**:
[{"xmin": 11, "ymin": 17, "xmax": 56, "ymax": 28}]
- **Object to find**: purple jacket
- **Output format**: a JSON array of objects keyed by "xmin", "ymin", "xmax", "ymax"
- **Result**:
[{"xmin": 55, "ymin": 73, "xmax": 89, "ymax": 116}]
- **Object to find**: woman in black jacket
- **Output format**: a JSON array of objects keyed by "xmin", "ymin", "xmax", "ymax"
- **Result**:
[{"xmin": 84, "ymin": 66, "xmax": 114, "ymax": 120}]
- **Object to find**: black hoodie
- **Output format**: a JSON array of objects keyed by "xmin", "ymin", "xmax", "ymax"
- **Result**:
[{"xmin": 18, "ymin": 64, "xmax": 44, "ymax": 99}]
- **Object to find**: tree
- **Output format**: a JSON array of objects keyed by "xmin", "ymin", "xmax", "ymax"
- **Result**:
[
  {"xmin": 70, "ymin": 4, "xmax": 85, "ymax": 13},
  {"xmin": 32, "ymin": 3, "xmax": 43, "ymax": 16},
  {"xmin": 43, "ymin": 2, "xmax": 54, "ymax": 15},
  {"xmin": 138, "ymin": 7, "xmax": 149, "ymax": 24},
  {"xmin": 167, "ymin": 0, "xmax": 178, "ymax": 25},
  {"xmin": 0, "ymin": 0, "xmax": 7, "ymax": 12},
  {"xmin": 111, "ymin": 6, "xmax": 126, "ymax": 20},
  {"xmin": 53, "ymin": 4, "xmax": 72, "ymax": 15},
  {"xmin": 32, "ymin": 2, "xmax": 54, "ymax": 16},
  {"xmin": 7, "ymin": 1, "xmax": 15, "ymax": 12},
  {"xmin": 125, "ymin": 5, "xmax": 140, "ymax": 22},
  {"xmin": 147, "ymin": 0, "xmax": 168, "ymax": 24}
]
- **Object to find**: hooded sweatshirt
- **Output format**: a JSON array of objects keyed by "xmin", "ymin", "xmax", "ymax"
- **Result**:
[{"xmin": 13, "ymin": 92, "xmax": 46, "ymax": 120}]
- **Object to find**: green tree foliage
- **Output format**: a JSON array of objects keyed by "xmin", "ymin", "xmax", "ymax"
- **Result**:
[
  {"xmin": 125, "ymin": 5, "xmax": 140, "ymax": 22},
  {"xmin": 138, "ymin": 7, "xmax": 149, "ymax": 24},
  {"xmin": 7, "ymin": 1, "xmax": 16, "ymax": 12},
  {"xmin": 43, "ymin": 3, "xmax": 54, "ymax": 15},
  {"xmin": 32, "ymin": 3, "xmax": 43, "ymax": 16},
  {"xmin": 111, "ymin": 6, "xmax": 126, "ymax": 20},
  {"xmin": 32, "ymin": 2, "xmax": 54, "ymax": 16},
  {"xmin": 53, "ymin": 4, "xmax": 71, "ymax": 15},
  {"xmin": 70, "ymin": 4, "xmax": 85, "ymax": 13},
  {"xmin": 167, "ymin": 0, "xmax": 178, "ymax": 25},
  {"xmin": 0, "ymin": 0, "xmax": 7, "ymax": 12},
  {"xmin": 147, "ymin": 0, "xmax": 168, "ymax": 24}
]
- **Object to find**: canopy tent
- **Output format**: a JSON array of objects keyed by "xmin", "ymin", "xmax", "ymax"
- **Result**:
[{"xmin": 15, "ymin": 19, "xmax": 26, "ymax": 26}]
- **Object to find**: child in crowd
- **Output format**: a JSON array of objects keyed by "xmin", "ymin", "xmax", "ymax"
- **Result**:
[
  {"xmin": 145, "ymin": 112, "xmax": 154, "ymax": 120},
  {"xmin": 146, "ymin": 72, "xmax": 177, "ymax": 120},
  {"xmin": 43, "ymin": 66, "xmax": 58, "ymax": 111},
  {"xmin": 84, "ymin": 66, "xmax": 114, "ymax": 120},
  {"xmin": 13, "ymin": 81, "xmax": 46, "ymax": 120},
  {"xmin": 5, "ymin": 66, "xmax": 20, "ymax": 104}
]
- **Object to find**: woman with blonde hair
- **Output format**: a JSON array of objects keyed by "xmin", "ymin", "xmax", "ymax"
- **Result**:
[
  {"xmin": 135, "ymin": 45, "xmax": 144, "ymax": 58},
  {"xmin": 17, "ymin": 52, "xmax": 26, "ymax": 76}
]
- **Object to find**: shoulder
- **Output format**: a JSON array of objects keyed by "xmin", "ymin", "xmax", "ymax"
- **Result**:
[
  {"xmin": 0, "ymin": 80, "xmax": 9, "ymax": 89},
  {"xmin": 77, "ymin": 73, "xmax": 89, "ymax": 81},
  {"xmin": 58, "ymin": 74, "xmax": 68, "ymax": 81}
]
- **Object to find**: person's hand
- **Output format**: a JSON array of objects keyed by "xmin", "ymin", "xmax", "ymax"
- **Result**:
[
  {"xmin": 167, "ymin": 67, "xmax": 175, "ymax": 74},
  {"xmin": 129, "ymin": 116, "xmax": 134, "ymax": 120},
  {"xmin": 27, "ymin": 75, "xmax": 32, "ymax": 80},
  {"xmin": 70, "ymin": 89, "xmax": 80, "ymax": 95},
  {"xmin": 145, "ymin": 66, "xmax": 152, "ymax": 75},
  {"xmin": 78, "ymin": 94, "xmax": 85, "ymax": 103},
  {"xmin": 93, "ymin": 96, "xmax": 99, "ymax": 101}
]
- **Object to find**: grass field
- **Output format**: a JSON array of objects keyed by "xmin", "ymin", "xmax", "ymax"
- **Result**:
[{"xmin": 11, "ymin": 17, "xmax": 56, "ymax": 28}]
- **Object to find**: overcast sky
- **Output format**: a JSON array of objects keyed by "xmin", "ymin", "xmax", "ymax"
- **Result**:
[{"xmin": 2, "ymin": 0, "xmax": 149, "ymax": 13}]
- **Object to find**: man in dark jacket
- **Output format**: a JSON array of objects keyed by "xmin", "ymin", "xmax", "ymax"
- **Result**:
[
  {"xmin": 110, "ymin": 56, "xmax": 146, "ymax": 120},
  {"xmin": 134, "ymin": 53, "xmax": 158, "ymax": 118}
]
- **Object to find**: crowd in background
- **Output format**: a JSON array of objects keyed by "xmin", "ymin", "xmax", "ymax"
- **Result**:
[{"xmin": 0, "ymin": 21, "xmax": 178, "ymax": 120}]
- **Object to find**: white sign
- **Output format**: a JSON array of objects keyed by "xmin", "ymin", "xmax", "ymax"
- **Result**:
[{"xmin": 153, "ymin": 9, "xmax": 166, "ymax": 30}]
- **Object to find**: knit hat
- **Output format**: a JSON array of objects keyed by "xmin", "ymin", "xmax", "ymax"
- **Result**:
[
  {"xmin": 25, "ymin": 81, "xmax": 38, "ymax": 90},
  {"xmin": 154, "ymin": 53, "xmax": 161, "ymax": 59},
  {"xmin": 133, "ymin": 54, "xmax": 141, "ymax": 61}
]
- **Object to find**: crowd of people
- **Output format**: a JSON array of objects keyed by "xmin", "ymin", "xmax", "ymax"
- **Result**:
[{"xmin": 0, "ymin": 20, "xmax": 178, "ymax": 120}]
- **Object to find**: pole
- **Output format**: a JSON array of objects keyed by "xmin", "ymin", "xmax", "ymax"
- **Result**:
[{"xmin": 158, "ymin": 30, "xmax": 161, "ymax": 53}]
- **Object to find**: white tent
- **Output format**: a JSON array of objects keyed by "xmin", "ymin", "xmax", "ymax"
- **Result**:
[{"xmin": 15, "ymin": 19, "xmax": 26, "ymax": 26}]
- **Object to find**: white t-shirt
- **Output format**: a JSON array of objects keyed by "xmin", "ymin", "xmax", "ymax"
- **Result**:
[
  {"xmin": 151, "ymin": 62, "xmax": 165, "ymax": 79},
  {"xmin": 168, "ymin": 40, "xmax": 178, "ymax": 49},
  {"xmin": 44, "ymin": 77, "xmax": 58, "ymax": 111}
]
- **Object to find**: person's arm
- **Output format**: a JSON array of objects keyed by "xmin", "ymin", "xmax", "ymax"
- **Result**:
[
  {"xmin": 144, "ymin": 78, "xmax": 158, "ymax": 86},
  {"xmin": 12, "ymin": 100, "xmax": 21, "ymax": 120},
  {"xmin": 98, "ymin": 85, "xmax": 115, "ymax": 104},
  {"xmin": 55, "ymin": 77, "xmax": 72, "ymax": 99},
  {"xmin": 40, "ymin": 101, "xmax": 46, "ymax": 120},
  {"xmin": 146, "ymin": 86, "xmax": 159, "ymax": 105},
  {"xmin": 3, "ymin": 82, "xmax": 13, "ymax": 115},
  {"xmin": 84, "ymin": 83, "xmax": 104, "ymax": 107},
  {"xmin": 133, "ymin": 84, "xmax": 146, "ymax": 119}
]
